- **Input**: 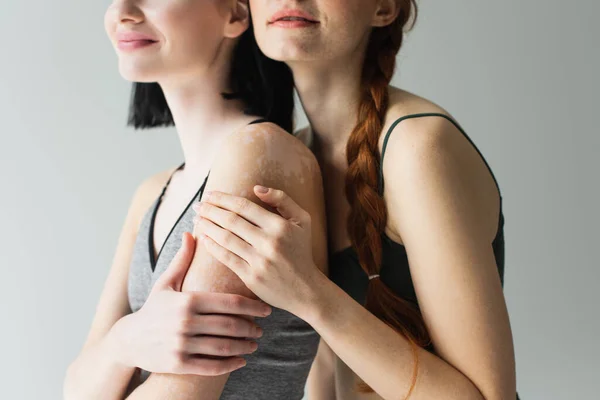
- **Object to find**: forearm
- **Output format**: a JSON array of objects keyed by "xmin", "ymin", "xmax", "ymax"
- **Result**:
[
  {"xmin": 127, "ymin": 374, "xmax": 224, "ymax": 400},
  {"xmin": 64, "ymin": 319, "xmax": 137, "ymax": 400},
  {"xmin": 304, "ymin": 275, "xmax": 483, "ymax": 400},
  {"xmin": 306, "ymin": 339, "xmax": 336, "ymax": 400},
  {"xmin": 128, "ymin": 254, "xmax": 255, "ymax": 399}
]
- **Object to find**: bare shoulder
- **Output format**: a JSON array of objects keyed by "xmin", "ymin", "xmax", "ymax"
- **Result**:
[
  {"xmin": 381, "ymin": 88, "xmax": 463, "ymax": 170},
  {"xmin": 127, "ymin": 167, "xmax": 179, "ymax": 225},
  {"xmin": 382, "ymin": 86, "xmax": 482, "ymax": 164},
  {"xmin": 214, "ymin": 121, "xmax": 321, "ymax": 191},
  {"xmin": 382, "ymin": 87, "xmax": 500, "ymax": 242},
  {"xmin": 208, "ymin": 121, "xmax": 327, "ymax": 272}
]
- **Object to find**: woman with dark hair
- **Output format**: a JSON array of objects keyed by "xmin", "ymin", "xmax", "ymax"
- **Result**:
[
  {"xmin": 194, "ymin": 1, "xmax": 519, "ymax": 399},
  {"xmin": 64, "ymin": 1, "xmax": 327, "ymax": 399}
]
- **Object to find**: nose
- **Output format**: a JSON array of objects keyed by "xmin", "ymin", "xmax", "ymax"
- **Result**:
[{"xmin": 108, "ymin": 0, "xmax": 144, "ymax": 25}]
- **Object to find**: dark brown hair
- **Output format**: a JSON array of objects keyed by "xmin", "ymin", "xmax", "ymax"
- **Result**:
[
  {"xmin": 127, "ymin": 21, "xmax": 294, "ymax": 133},
  {"xmin": 345, "ymin": 2, "xmax": 430, "ymax": 398}
]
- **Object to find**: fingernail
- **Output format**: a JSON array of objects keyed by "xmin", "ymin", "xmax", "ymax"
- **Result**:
[
  {"xmin": 255, "ymin": 185, "xmax": 269, "ymax": 194},
  {"xmin": 254, "ymin": 327, "xmax": 263, "ymax": 337},
  {"xmin": 263, "ymin": 307, "xmax": 272, "ymax": 316},
  {"xmin": 250, "ymin": 342, "xmax": 258, "ymax": 352}
]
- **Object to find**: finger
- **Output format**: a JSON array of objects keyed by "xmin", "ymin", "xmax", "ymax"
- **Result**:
[
  {"xmin": 200, "ymin": 233, "xmax": 250, "ymax": 279},
  {"xmin": 179, "ymin": 356, "xmax": 247, "ymax": 376},
  {"xmin": 189, "ymin": 292, "xmax": 272, "ymax": 317},
  {"xmin": 196, "ymin": 217, "xmax": 254, "ymax": 262},
  {"xmin": 154, "ymin": 232, "xmax": 196, "ymax": 291},
  {"xmin": 194, "ymin": 191, "xmax": 280, "ymax": 229},
  {"xmin": 185, "ymin": 336, "xmax": 259, "ymax": 357},
  {"xmin": 253, "ymin": 186, "xmax": 310, "ymax": 227},
  {"xmin": 187, "ymin": 315, "xmax": 263, "ymax": 338},
  {"xmin": 194, "ymin": 202, "xmax": 265, "ymax": 246}
]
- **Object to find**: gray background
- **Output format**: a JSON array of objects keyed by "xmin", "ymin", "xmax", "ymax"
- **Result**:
[{"xmin": 1, "ymin": 1, "xmax": 597, "ymax": 399}]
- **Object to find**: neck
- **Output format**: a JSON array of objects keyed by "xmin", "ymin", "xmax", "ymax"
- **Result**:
[
  {"xmin": 289, "ymin": 40, "xmax": 371, "ymax": 149},
  {"xmin": 159, "ymin": 62, "xmax": 249, "ymax": 178}
]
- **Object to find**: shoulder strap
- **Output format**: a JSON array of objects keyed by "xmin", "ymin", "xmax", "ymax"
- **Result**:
[
  {"xmin": 160, "ymin": 162, "xmax": 186, "ymax": 196},
  {"xmin": 378, "ymin": 113, "xmax": 502, "ymax": 198}
]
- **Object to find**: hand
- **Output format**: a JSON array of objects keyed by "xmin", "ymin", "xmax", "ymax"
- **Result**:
[
  {"xmin": 110, "ymin": 232, "xmax": 272, "ymax": 376},
  {"xmin": 192, "ymin": 186, "xmax": 325, "ymax": 319}
]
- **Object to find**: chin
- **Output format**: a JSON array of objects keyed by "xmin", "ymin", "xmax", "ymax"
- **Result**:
[
  {"xmin": 117, "ymin": 61, "xmax": 160, "ymax": 83},
  {"xmin": 260, "ymin": 36, "xmax": 322, "ymax": 64}
]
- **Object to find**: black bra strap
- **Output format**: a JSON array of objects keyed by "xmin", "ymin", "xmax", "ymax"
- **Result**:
[
  {"xmin": 249, "ymin": 118, "xmax": 267, "ymax": 125},
  {"xmin": 378, "ymin": 113, "xmax": 502, "ymax": 199}
]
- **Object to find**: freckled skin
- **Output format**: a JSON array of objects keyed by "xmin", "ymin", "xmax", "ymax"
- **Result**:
[{"xmin": 184, "ymin": 122, "xmax": 322, "ymax": 299}]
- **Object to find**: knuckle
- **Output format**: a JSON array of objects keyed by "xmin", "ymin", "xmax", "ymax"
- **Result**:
[
  {"xmin": 248, "ymin": 269, "xmax": 265, "ymax": 286},
  {"xmin": 199, "ymin": 202, "xmax": 210, "ymax": 215},
  {"xmin": 260, "ymin": 255, "xmax": 273, "ymax": 271},
  {"xmin": 223, "ymin": 319, "xmax": 237, "ymax": 335},
  {"xmin": 217, "ymin": 342, "xmax": 232, "ymax": 356},
  {"xmin": 226, "ymin": 212, "xmax": 239, "ymax": 226},
  {"xmin": 235, "ymin": 198, "xmax": 249, "ymax": 212},
  {"xmin": 221, "ymin": 231, "xmax": 233, "ymax": 246},
  {"xmin": 274, "ymin": 220, "xmax": 291, "ymax": 237},
  {"xmin": 274, "ymin": 189, "xmax": 285, "ymax": 200},
  {"xmin": 228, "ymin": 295, "xmax": 243, "ymax": 309},
  {"xmin": 209, "ymin": 191, "xmax": 222, "ymax": 203},
  {"xmin": 264, "ymin": 241, "xmax": 280, "ymax": 260}
]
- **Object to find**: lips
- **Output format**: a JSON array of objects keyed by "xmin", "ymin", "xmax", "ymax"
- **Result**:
[
  {"xmin": 116, "ymin": 31, "xmax": 158, "ymax": 43},
  {"xmin": 115, "ymin": 31, "xmax": 158, "ymax": 51},
  {"xmin": 268, "ymin": 9, "xmax": 319, "ymax": 24}
]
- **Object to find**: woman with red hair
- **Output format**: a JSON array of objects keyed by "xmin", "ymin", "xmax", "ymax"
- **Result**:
[{"xmin": 194, "ymin": 1, "xmax": 519, "ymax": 399}]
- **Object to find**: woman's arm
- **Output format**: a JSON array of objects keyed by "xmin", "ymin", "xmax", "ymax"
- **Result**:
[
  {"xmin": 127, "ymin": 122, "xmax": 328, "ymax": 399},
  {"xmin": 64, "ymin": 175, "xmax": 165, "ymax": 400},
  {"xmin": 64, "ymin": 171, "xmax": 269, "ymax": 400},
  {"xmin": 195, "ymin": 117, "xmax": 516, "ymax": 400},
  {"xmin": 306, "ymin": 339, "xmax": 337, "ymax": 400},
  {"xmin": 304, "ymin": 116, "xmax": 516, "ymax": 399}
]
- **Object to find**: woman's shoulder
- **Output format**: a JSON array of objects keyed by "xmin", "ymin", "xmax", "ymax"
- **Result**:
[
  {"xmin": 127, "ymin": 167, "xmax": 178, "ymax": 222},
  {"xmin": 381, "ymin": 87, "xmax": 501, "ymax": 243},
  {"xmin": 383, "ymin": 88, "xmax": 451, "ymax": 135},
  {"xmin": 220, "ymin": 121, "xmax": 320, "ymax": 178},
  {"xmin": 381, "ymin": 87, "xmax": 466, "ymax": 155}
]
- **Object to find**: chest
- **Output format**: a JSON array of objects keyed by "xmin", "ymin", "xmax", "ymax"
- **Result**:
[
  {"xmin": 151, "ymin": 177, "xmax": 203, "ymax": 263},
  {"xmin": 318, "ymin": 147, "xmax": 399, "ymax": 254},
  {"xmin": 318, "ymin": 152, "xmax": 353, "ymax": 253}
]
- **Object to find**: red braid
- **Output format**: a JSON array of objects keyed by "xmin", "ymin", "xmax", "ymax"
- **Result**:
[{"xmin": 344, "ymin": 2, "xmax": 429, "ymax": 398}]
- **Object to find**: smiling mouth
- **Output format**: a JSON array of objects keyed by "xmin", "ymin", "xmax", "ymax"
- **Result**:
[{"xmin": 278, "ymin": 17, "xmax": 314, "ymax": 22}]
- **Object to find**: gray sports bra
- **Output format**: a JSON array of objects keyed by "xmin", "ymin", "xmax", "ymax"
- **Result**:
[{"xmin": 127, "ymin": 124, "xmax": 319, "ymax": 399}]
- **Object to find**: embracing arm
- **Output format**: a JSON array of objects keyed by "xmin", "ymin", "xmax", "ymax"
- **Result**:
[
  {"xmin": 127, "ymin": 122, "xmax": 327, "ymax": 399},
  {"xmin": 302, "ymin": 117, "xmax": 516, "ymax": 400}
]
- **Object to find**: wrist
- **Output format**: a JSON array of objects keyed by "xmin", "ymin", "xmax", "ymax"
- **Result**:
[
  {"xmin": 105, "ymin": 314, "xmax": 134, "ymax": 368},
  {"xmin": 300, "ymin": 268, "xmax": 336, "ymax": 327}
]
